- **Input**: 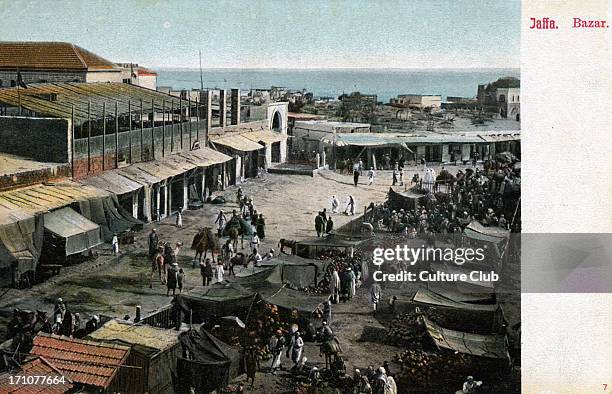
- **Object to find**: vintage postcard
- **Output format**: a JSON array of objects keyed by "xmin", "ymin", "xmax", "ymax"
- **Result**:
[{"xmin": 0, "ymin": 1, "xmax": 609, "ymax": 393}]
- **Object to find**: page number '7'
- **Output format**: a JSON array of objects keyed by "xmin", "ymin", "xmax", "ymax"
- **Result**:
[{"xmin": 604, "ymin": 383, "xmax": 608, "ymax": 390}]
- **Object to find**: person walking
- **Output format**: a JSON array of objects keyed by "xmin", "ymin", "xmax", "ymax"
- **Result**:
[
  {"xmin": 270, "ymin": 330, "xmax": 285, "ymax": 374},
  {"xmin": 256, "ymin": 214, "xmax": 266, "ymax": 239},
  {"xmin": 331, "ymin": 195, "xmax": 340, "ymax": 214},
  {"xmin": 216, "ymin": 260, "xmax": 225, "ymax": 282},
  {"xmin": 148, "ymin": 229, "xmax": 158, "ymax": 262},
  {"xmin": 221, "ymin": 239, "xmax": 234, "ymax": 268},
  {"xmin": 200, "ymin": 258, "xmax": 213, "ymax": 286},
  {"xmin": 347, "ymin": 267, "xmax": 356, "ymax": 300},
  {"xmin": 289, "ymin": 331, "xmax": 304, "ymax": 367},
  {"xmin": 370, "ymin": 283, "xmax": 382, "ymax": 314},
  {"xmin": 166, "ymin": 262, "xmax": 178, "ymax": 296},
  {"xmin": 244, "ymin": 347, "xmax": 259, "ymax": 388},
  {"xmin": 149, "ymin": 246, "xmax": 164, "ymax": 288},
  {"xmin": 392, "ymin": 166, "xmax": 399, "ymax": 186},
  {"xmin": 111, "ymin": 233, "xmax": 119, "ymax": 256},
  {"xmin": 399, "ymin": 167, "xmax": 404, "ymax": 186},
  {"xmin": 176, "ymin": 208, "xmax": 183, "ymax": 228},
  {"xmin": 250, "ymin": 232, "xmax": 260, "ymax": 252},
  {"xmin": 330, "ymin": 267, "xmax": 341, "ymax": 303},
  {"xmin": 326, "ymin": 215, "xmax": 334, "ymax": 234},
  {"xmin": 345, "ymin": 195, "xmax": 356, "ymax": 216},
  {"xmin": 368, "ymin": 167, "xmax": 376, "ymax": 185},
  {"xmin": 315, "ymin": 212, "xmax": 324, "ymax": 237},
  {"xmin": 177, "ymin": 268, "xmax": 185, "ymax": 293},
  {"xmin": 214, "ymin": 209, "xmax": 228, "ymax": 237},
  {"xmin": 352, "ymin": 162, "xmax": 360, "ymax": 186},
  {"xmin": 323, "ymin": 300, "xmax": 332, "ymax": 324}
]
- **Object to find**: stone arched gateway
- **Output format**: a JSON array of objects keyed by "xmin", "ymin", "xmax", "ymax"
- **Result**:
[
  {"xmin": 271, "ymin": 110, "xmax": 283, "ymax": 132},
  {"xmin": 266, "ymin": 102, "xmax": 289, "ymax": 164}
]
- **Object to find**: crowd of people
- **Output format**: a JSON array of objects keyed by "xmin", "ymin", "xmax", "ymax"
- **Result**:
[{"xmin": 368, "ymin": 162, "xmax": 520, "ymax": 235}]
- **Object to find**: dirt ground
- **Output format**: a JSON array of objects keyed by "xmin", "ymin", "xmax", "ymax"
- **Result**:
[{"xmin": 0, "ymin": 164, "xmax": 507, "ymax": 393}]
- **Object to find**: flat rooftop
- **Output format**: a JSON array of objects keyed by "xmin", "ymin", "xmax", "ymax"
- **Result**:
[{"xmin": 0, "ymin": 153, "xmax": 64, "ymax": 176}]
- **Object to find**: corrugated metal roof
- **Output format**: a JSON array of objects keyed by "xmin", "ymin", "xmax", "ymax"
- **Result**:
[
  {"xmin": 30, "ymin": 333, "xmax": 130, "ymax": 389},
  {"xmin": 0, "ymin": 356, "xmax": 74, "ymax": 393},
  {"xmin": 0, "ymin": 41, "xmax": 118, "ymax": 71},
  {"xmin": 79, "ymin": 171, "xmax": 143, "ymax": 195},
  {"xmin": 0, "ymin": 82, "xmax": 196, "ymax": 123},
  {"xmin": 241, "ymin": 130, "xmax": 287, "ymax": 144},
  {"xmin": 87, "ymin": 320, "xmax": 180, "ymax": 353},
  {"xmin": 211, "ymin": 134, "xmax": 264, "ymax": 152},
  {"xmin": 0, "ymin": 182, "xmax": 108, "ymax": 216}
]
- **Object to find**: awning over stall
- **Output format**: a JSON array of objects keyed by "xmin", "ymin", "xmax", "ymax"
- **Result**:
[
  {"xmin": 211, "ymin": 134, "xmax": 265, "ymax": 152},
  {"xmin": 423, "ymin": 316, "xmax": 509, "ymax": 360},
  {"xmin": 44, "ymin": 207, "xmax": 103, "ymax": 255},
  {"xmin": 76, "ymin": 194, "xmax": 142, "ymax": 242},
  {"xmin": 178, "ymin": 147, "xmax": 233, "ymax": 167},
  {"xmin": 241, "ymin": 130, "xmax": 287, "ymax": 145},
  {"xmin": 0, "ymin": 182, "xmax": 109, "ymax": 215},
  {"xmin": 0, "ymin": 207, "xmax": 43, "ymax": 281},
  {"xmin": 413, "ymin": 289, "xmax": 499, "ymax": 312},
  {"xmin": 79, "ymin": 172, "xmax": 143, "ymax": 196},
  {"xmin": 133, "ymin": 159, "xmax": 190, "ymax": 180}
]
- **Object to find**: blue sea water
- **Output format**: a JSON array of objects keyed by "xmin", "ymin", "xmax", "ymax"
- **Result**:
[{"xmin": 156, "ymin": 68, "xmax": 519, "ymax": 103}]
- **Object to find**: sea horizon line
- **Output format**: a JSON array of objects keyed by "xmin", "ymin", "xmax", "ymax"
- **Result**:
[{"xmin": 152, "ymin": 66, "xmax": 520, "ymax": 73}]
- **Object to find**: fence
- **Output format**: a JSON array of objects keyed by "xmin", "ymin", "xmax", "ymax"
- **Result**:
[{"xmin": 140, "ymin": 304, "xmax": 176, "ymax": 329}]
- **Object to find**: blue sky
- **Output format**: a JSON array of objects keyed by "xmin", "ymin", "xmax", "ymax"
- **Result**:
[{"xmin": 0, "ymin": 0, "xmax": 520, "ymax": 69}]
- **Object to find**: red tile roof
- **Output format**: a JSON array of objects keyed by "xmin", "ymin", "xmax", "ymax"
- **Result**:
[
  {"xmin": 0, "ymin": 42, "xmax": 118, "ymax": 71},
  {"xmin": 137, "ymin": 66, "xmax": 158, "ymax": 76},
  {"xmin": 29, "ymin": 333, "xmax": 129, "ymax": 389},
  {"xmin": 0, "ymin": 356, "xmax": 74, "ymax": 393}
]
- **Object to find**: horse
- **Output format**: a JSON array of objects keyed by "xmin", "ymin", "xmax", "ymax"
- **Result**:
[
  {"xmin": 227, "ymin": 227, "xmax": 244, "ymax": 252},
  {"xmin": 278, "ymin": 238, "xmax": 297, "ymax": 255},
  {"xmin": 319, "ymin": 339, "xmax": 343, "ymax": 370},
  {"xmin": 191, "ymin": 227, "xmax": 220, "ymax": 262},
  {"xmin": 228, "ymin": 252, "xmax": 247, "ymax": 276}
]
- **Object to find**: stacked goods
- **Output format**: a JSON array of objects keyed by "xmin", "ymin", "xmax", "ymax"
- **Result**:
[
  {"xmin": 244, "ymin": 303, "xmax": 289, "ymax": 361},
  {"xmin": 391, "ymin": 349, "xmax": 477, "ymax": 389},
  {"xmin": 386, "ymin": 312, "xmax": 517, "ymax": 392},
  {"xmin": 391, "ymin": 349, "xmax": 517, "ymax": 392},
  {"xmin": 386, "ymin": 311, "xmax": 428, "ymax": 347}
]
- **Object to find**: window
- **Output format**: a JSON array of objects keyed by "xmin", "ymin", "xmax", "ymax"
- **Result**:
[
  {"xmin": 123, "ymin": 78, "xmax": 132, "ymax": 84},
  {"xmin": 498, "ymin": 94, "xmax": 506, "ymax": 103},
  {"xmin": 511, "ymin": 95, "xmax": 514, "ymax": 102}
]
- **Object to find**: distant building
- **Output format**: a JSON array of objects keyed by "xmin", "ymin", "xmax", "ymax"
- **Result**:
[
  {"xmin": 390, "ymin": 94, "xmax": 442, "ymax": 109},
  {"xmin": 442, "ymin": 96, "xmax": 479, "ymax": 110},
  {"xmin": 339, "ymin": 91, "xmax": 378, "ymax": 109},
  {"xmin": 290, "ymin": 120, "xmax": 371, "ymax": 162},
  {"xmin": 477, "ymin": 77, "xmax": 520, "ymax": 120},
  {"xmin": 116, "ymin": 62, "xmax": 158, "ymax": 90},
  {"xmin": 0, "ymin": 41, "xmax": 121, "ymax": 87}
]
